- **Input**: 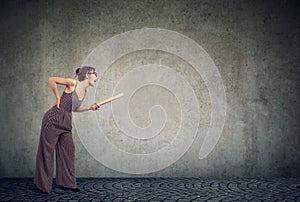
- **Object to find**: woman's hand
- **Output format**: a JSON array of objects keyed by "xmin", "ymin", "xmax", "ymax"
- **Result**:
[
  {"xmin": 53, "ymin": 98, "xmax": 60, "ymax": 109},
  {"xmin": 90, "ymin": 103, "xmax": 100, "ymax": 111}
]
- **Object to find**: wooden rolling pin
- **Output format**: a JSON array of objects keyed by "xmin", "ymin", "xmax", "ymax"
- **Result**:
[{"xmin": 95, "ymin": 93, "xmax": 124, "ymax": 107}]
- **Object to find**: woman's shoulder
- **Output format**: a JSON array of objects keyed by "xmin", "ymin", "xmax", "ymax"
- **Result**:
[
  {"xmin": 48, "ymin": 77, "xmax": 76, "ymax": 86},
  {"xmin": 66, "ymin": 78, "xmax": 77, "ymax": 86}
]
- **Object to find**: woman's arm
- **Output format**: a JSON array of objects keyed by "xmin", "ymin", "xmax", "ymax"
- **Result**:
[
  {"xmin": 75, "ymin": 103, "xmax": 99, "ymax": 112},
  {"xmin": 48, "ymin": 77, "xmax": 76, "ymax": 109}
]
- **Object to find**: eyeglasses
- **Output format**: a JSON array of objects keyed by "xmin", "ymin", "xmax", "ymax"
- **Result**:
[{"xmin": 88, "ymin": 72, "xmax": 98, "ymax": 77}]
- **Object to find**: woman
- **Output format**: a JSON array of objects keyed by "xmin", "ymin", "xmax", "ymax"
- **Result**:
[{"xmin": 34, "ymin": 66, "xmax": 99, "ymax": 193}]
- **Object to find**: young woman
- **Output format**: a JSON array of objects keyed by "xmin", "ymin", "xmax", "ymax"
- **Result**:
[{"xmin": 34, "ymin": 66, "xmax": 99, "ymax": 193}]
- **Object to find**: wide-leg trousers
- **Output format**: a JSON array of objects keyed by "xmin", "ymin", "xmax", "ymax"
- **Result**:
[{"xmin": 34, "ymin": 123, "xmax": 77, "ymax": 193}]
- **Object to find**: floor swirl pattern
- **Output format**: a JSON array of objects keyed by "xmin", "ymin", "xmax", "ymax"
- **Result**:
[{"xmin": 0, "ymin": 178, "xmax": 299, "ymax": 201}]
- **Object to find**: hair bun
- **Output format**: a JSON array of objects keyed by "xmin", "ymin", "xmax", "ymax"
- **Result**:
[{"xmin": 75, "ymin": 68, "xmax": 81, "ymax": 75}]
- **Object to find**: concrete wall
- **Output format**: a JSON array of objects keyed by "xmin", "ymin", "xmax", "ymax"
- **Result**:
[{"xmin": 0, "ymin": 0, "xmax": 299, "ymax": 178}]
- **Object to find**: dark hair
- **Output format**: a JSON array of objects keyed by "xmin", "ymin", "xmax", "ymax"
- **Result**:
[{"xmin": 75, "ymin": 66, "xmax": 96, "ymax": 81}]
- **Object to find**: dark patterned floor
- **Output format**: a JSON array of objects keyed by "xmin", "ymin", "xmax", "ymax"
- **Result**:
[{"xmin": 0, "ymin": 178, "xmax": 299, "ymax": 201}]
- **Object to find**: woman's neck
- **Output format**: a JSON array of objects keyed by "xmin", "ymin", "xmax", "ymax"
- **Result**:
[{"xmin": 76, "ymin": 80, "xmax": 89, "ymax": 92}]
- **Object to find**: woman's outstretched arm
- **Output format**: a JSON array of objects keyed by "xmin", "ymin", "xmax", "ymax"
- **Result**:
[{"xmin": 75, "ymin": 103, "xmax": 99, "ymax": 112}]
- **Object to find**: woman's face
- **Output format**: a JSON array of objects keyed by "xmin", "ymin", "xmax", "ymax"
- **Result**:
[{"xmin": 86, "ymin": 71, "xmax": 98, "ymax": 87}]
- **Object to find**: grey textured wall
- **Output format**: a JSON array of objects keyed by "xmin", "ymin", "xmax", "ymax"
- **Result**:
[{"xmin": 0, "ymin": 0, "xmax": 299, "ymax": 178}]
